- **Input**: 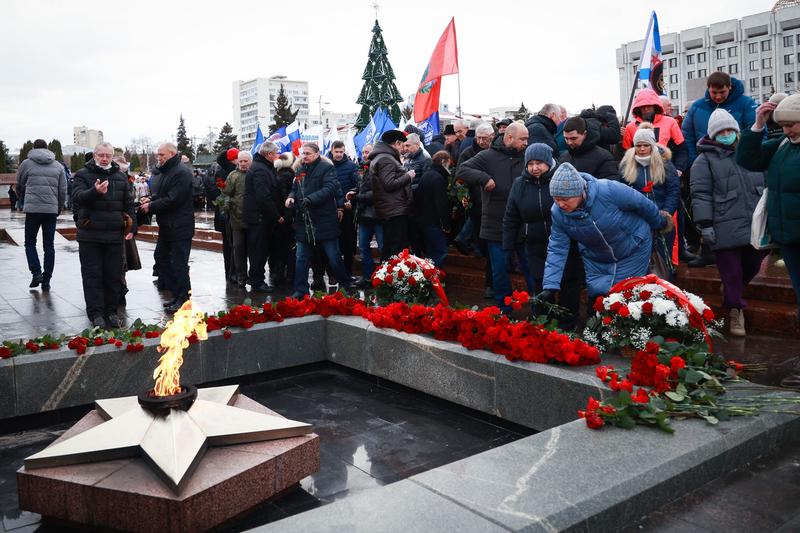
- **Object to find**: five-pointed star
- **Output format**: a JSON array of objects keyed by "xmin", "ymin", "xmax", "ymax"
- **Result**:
[{"xmin": 24, "ymin": 385, "xmax": 312, "ymax": 493}]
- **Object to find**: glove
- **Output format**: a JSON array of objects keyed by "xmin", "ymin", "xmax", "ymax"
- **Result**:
[
  {"xmin": 701, "ymin": 227, "xmax": 716, "ymax": 245},
  {"xmin": 300, "ymin": 198, "xmax": 311, "ymax": 209},
  {"xmin": 536, "ymin": 290, "xmax": 556, "ymax": 304},
  {"xmin": 659, "ymin": 211, "xmax": 675, "ymax": 234}
]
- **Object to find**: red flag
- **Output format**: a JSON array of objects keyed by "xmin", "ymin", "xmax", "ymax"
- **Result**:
[
  {"xmin": 413, "ymin": 76, "xmax": 441, "ymax": 123},
  {"xmin": 421, "ymin": 18, "xmax": 459, "ymax": 86}
]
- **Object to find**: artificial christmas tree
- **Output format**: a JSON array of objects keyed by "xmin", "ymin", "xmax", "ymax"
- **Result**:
[{"xmin": 355, "ymin": 19, "xmax": 403, "ymax": 130}]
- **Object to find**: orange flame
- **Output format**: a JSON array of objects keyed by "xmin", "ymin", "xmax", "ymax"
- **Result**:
[{"xmin": 152, "ymin": 300, "xmax": 208, "ymax": 397}]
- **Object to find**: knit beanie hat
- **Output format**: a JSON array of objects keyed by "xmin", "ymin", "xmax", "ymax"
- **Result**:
[
  {"xmin": 632, "ymin": 123, "xmax": 658, "ymax": 147},
  {"xmin": 524, "ymin": 143, "xmax": 554, "ymax": 167},
  {"xmin": 769, "ymin": 93, "xmax": 788, "ymax": 105},
  {"xmin": 226, "ymin": 148, "xmax": 240, "ymax": 161},
  {"xmin": 381, "ymin": 130, "xmax": 407, "ymax": 144},
  {"xmin": 707, "ymin": 109, "xmax": 740, "ymax": 138},
  {"xmin": 774, "ymin": 93, "xmax": 800, "ymax": 123},
  {"xmin": 549, "ymin": 163, "xmax": 586, "ymax": 198}
]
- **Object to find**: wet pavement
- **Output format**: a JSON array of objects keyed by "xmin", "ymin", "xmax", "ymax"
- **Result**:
[{"xmin": 0, "ymin": 365, "xmax": 532, "ymax": 532}]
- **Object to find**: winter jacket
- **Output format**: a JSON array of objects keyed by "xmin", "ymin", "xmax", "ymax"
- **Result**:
[
  {"xmin": 148, "ymin": 154, "xmax": 194, "ymax": 241},
  {"xmin": 71, "ymin": 161, "xmax": 137, "ymax": 243},
  {"xmin": 289, "ymin": 156, "xmax": 340, "ymax": 243},
  {"xmin": 426, "ymin": 134, "xmax": 446, "ymax": 156},
  {"xmin": 222, "ymin": 169, "xmax": 247, "ymax": 230},
  {"xmin": 459, "ymin": 136, "xmax": 526, "ymax": 241},
  {"xmin": 736, "ymin": 128, "xmax": 800, "ymax": 244},
  {"xmin": 370, "ymin": 141, "xmax": 414, "ymax": 220},
  {"xmin": 580, "ymin": 106, "xmax": 622, "ymax": 154},
  {"xmin": 618, "ymin": 148, "xmax": 681, "ymax": 214},
  {"xmin": 355, "ymin": 163, "xmax": 379, "ymax": 222},
  {"xmin": 209, "ymin": 153, "xmax": 236, "ymax": 231},
  {"xmin": 559, "ymin": 123, "xmax": 619, "ymax": 180},
  {"xmin": 543, "ymin": 174, "xmax": 666, "ymax": 297},
  {"xmin": 525, "ymin": 114, "xmax": 558, "ymax": 153},
  {"xmin": 622, "ymin": 91, "xmax": 688, "ymax": 171},
  {"xmin": 329, "ymin": 155, "xmax": 360, "ymax": 195},
  {"xmin": 15, "ymin": 148, "xmax": 66, "ymax": 214},
  {"xmin": 682, "ymin": 77, "xmax": 758, "ymax": 164},
  {"xmin": 691, "ymin": 137, "xmax": 765, "ymax": 250},
  {"xmin": 274, "ymin": 157, "xmax": 296, "ymax": 223},
  {"xmin": 415, "ymin": 163, "xmax": 451, "ymax": 231},
  {"xmin": 403, "ymin": 147, "xmax": 431, "ymax": 177},
  {"xmin": 243, "ymin": 153, "xmax": 280, "ymax": 226},
  {"xmin": 502, "ymin": 165, "xmax": 557, "ymax": 253},
  {"xmin": 456, "ymin": 143, "xmax": 485, "ymax": 219}
]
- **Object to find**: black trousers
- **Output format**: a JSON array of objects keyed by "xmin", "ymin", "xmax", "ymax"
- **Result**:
[
  {"xmin": 268, "ymin": 222, "xmax": 294, "ymax": 283},
  {"xmin": 339, "ymin": 210, "xmax": 357, "ymax": 276},
  {"xmin": 247, "ymin": 221, "xmax": 271, "ymax": 286},
  {"xmin": 160, "ymin": 238, "xmax": 192, "ymax": 301},
  {"xmin": 381, "ymin": 215, "xmax": 410, "ymax": 260},
  {"xmin": 78, "ymin": 240, "xmax": 124, "ymax": 319}
]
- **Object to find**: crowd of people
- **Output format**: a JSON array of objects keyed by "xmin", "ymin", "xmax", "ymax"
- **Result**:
[{"xmin": 13, "ymin": 72, "xmax": 800, "ymax": 341}]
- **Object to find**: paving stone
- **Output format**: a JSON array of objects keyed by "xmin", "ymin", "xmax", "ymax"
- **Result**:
[
  {"xmin": 325, "ymin": 316, "xmax": 369, "ymax": 372},
  {"xmin": 365, "ymin": 327, "xmax": 498, "ymax": 414},
  {"xmin": 256, "ymin": 479, "xmax": 507, "ymax": 533}
]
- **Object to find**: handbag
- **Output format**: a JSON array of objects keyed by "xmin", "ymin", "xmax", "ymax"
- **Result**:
[
  {"xmin": 125, "ymin": 238, "xmax": 142, "ymax": 271},
  {"xmin": 648, "ymin": 234, "xmax": 674, "ymax": 280},
  {"xmin": 751, "ymin": 188, "xmax": 778, "ymax": 250}
]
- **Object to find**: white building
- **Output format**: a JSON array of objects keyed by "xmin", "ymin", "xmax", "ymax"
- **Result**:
[
  {"xmin": 616, "ymin": 2, "xmax": 800, "ymax": 117},
  {"xmin": 231, "ymin": 76, "xmax": 310, "ymax": 149},
  {"xmin": 488, "ymin": 106, "xmax": 519, "ymax": 119},
  {"xmin": 73, "ymin": 126, "xmax": 103, "ymax": 148},
  {"xmin": 307, "ymin": 110, "xmax": 358, "ymax": 129}
]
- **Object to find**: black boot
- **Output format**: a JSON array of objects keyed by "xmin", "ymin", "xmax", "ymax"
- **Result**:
[
  {"xmin": 29, "ymin": 273, "xmax": 43, "ymax": 288},
  {"xmin": 41, "ymin": 274, "xmax": 51, "ymax": 291}
]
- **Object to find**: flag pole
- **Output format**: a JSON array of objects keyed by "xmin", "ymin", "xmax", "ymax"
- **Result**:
[
  {"xmin": 623, "ymin": 77, "xmax": 638, "ymax": 126},
  {"xmin": 457, "ymin": 71, "xmax": 462, "ymax": 118}
]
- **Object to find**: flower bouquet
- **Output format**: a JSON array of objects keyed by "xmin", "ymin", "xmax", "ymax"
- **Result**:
[
  {"xmin": 371, "ymin": 249, "xmax": 448, "ymax": 306},
  {"xmin": 582, "ymin": 274, "xmax": 721, "ymax": 353}
]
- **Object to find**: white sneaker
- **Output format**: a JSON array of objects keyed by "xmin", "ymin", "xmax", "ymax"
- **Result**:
[{"xmin": 729, "ymin": 308, "xmax": 746, "ymax": 337}]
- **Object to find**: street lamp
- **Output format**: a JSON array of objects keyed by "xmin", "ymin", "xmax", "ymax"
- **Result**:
[{"xmin": 318, "ymin": 96, "xmax": 330, "ymax": 127}]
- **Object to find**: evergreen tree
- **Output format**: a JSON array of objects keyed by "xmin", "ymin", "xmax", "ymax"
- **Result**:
[
  {"xmin": 195, "ymin": 144, "xmax": 210, "ymax": 156},
  {"xmin": 401, "ymin": 105, "xmax": 413, "ymax": 121},
  {"xmin": 48, "ymin": 139, "xmax": 64, "ymax": 162},
  {"xmin": 19, "ymin": 140, "xmax": 33, "ymax": 162},
  {"xmin": 269, "ymin": 85, "xmax": 298, "ymax": 134},
  {"xmin": 514, "ymin": 102, "xmax": 531, "ymax": 122},
  {"xmin": 0, "ymin": 140, "xmax": 11, "ymax": 173},
  {"xmin": 354, "ymin": 19, "xmax": 404, "ymax": 130},
  {"xmin": 70, "ymin": 153, "xmax": 84, "ymax": 172},
  {"xmin": 130, "ymin": 153, "xmax": 142, "ymax": 172},
  {"xmin": 176, "ymin": 114, "xmax": 193, "ymax": 161},
  {"xmin": 213, "ymin": 122, "xmax": 240, "ymax": 152}
]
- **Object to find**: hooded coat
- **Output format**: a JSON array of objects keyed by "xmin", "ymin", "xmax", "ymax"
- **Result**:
[
  {"xmin": 736, "ymin": 128, "xmax": 800, "ymax": 244},
  {"xmin": 580, "ymin": 105, "xmax": 622, "ymax": 154},
  {"xmin": 289, "ymin": 156, "xmax": 340, "ymax": 243},
  {"xmin": 370, "ymin": 141, "xmax": 414, "ymax": 219},
  {"xmin": 682, "ymin": 77, "xmax": 758, "ymax": 164},
  {"xmin": 148, "ymin": 154, "xmax": 195, "ymax": 241},
  {"xmin": 622, "ymin": 91, "xmax": 688, "ymax": 170},
  {"xmin": 458, "ymin": 136, "xmax": 526, "ymax": 241},
  {"xmin": 543, "ymin": 174, "xmax": 665, "ymax": 297},
  {"xmin": 15, "ymin": 148, "xmax": 66, "ymax": 214},
  {"xmin": 72, "ymin": 160, "xmax": 137, "ymax": 243},
  {"xmin": 559, "ymin": 123, "xmax": 620, "ymax": 180},
  {"xmin": 691, "ymin": 137, "xmax": 765, "ymax": 250},
  {"xmin": 525, "ymin": 114, "xmax": 558, "ymax": 153}
]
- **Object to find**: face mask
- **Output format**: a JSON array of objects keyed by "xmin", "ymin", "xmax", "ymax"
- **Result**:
[
  {"xmin": 635, "ymin": 155, "xmax": 651, "ymax": 166},
  {"xmin": 641, "ymin": 112, "xmax": 655, "ymax": 122},
  {"xmin": 715, "ymin": 132, "xmax": 737, "ymax": 146}
]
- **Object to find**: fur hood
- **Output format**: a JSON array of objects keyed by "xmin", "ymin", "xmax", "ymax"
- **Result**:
[{"xmin": 274, "ymin": 152, "xmax": 295, "ymax": 170}]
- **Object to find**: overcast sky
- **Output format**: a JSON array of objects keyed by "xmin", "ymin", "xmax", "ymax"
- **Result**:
[{"xmin": 1, "ymin": 0, "xmax": 774, "ymax": 152}]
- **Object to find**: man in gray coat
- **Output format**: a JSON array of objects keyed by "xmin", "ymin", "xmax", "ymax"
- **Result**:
[{"xmin": 16, "ymin": 139, "xmax": 66, "ymax": 290}]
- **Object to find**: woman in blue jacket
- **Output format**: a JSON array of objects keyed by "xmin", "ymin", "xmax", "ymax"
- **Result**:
[
  {"xmin": 618, "ymin": 123, "xmax": 681, "ymax": 280},
  {"xmin": 538, "ymin": 164, "xmax": 672, "ymax": 300}
]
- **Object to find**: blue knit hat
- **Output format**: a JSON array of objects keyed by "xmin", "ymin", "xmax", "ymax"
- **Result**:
[
  {"xmin": 524, "ymin": 143, "xmax": 554, "ymax": 168},
  {"xmin": 549, "ymin": 163, "xmax": 586, "ymax": 198}
]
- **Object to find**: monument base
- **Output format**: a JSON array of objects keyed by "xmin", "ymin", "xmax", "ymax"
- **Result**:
[{"xmin": 16, "ymin": 395, "xmax": 319, "ymax": 533}]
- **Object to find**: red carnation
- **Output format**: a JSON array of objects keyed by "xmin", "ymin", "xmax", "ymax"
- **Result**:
[
  {"xmin": 642, "ymin": 302, "xmax": 654, "ymax": 315},
  {"xmin": 372, "ymin": 277, "xmax": 381, "ymax": 287},
  {"xmin": 223, "ymin": 329, "xmax": 232, "ymax": 339},
  {"xmin": 702, "ymin": 308, "xmax": 714, "ymax": 322},
  {"xmin": 639, "ymin": 290, "xmax": 652, "ymax": 300},
  {"xmin": 642, "ymin": 182, "xmax": 654, "ymax": 193},
  {"xmin": 585, "ymin": 412, "xmax": 604, "ymax": 429},
  {"xmin": 593, "ymin": 296, "xmax": 604, "ymax": 312},
  {"xmin": 0, "ymin": 347, "xmax": 11, "ymax": 359},
  {"xmin": 602, "ymin": 316, "xmax": 613, "ymax": 325},
  {"xmin": 618, "ymin": 306, "xmax": 630, "ymax": 317}
]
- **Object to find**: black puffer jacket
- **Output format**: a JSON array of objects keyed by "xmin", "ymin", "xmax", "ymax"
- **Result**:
[
  {"xmin": 355, "ymin": 161, "xmax": 379, "ymax": 222},
  {"xmin": 559, "ymin": 122, "xmax": 619, "ymax": 180},
  {"xmin": 148, "ymin": 154, "xmax": 194, "ymax": 241},
  {"xmin": 456, "ymin": 143, "xmax": 485, "ymax": 218},
  {"xmin": 525, "ymin": 114, "xmax": 558, "ymax": 152},
  {"xmin": 72, "ymin": 161, "xmax": 137, "ymax": 243},
  {"xmin": 426, "ymin": 134, "xmax": 446, "ymax": 156},
  {"xmin": 290, "ymin": 157, "xmax": 340, "ymax": 243},
  {"xmin": 415, "ymin": 163, "xmax": 451, "ymax": 231},
  {"xmin": 370, "ymin": 141, "xmax": 414, "ymax": 220},
  {"xmin": 459, "ymin": 136, "xmax": 526, "ymax": 241},
  {"xmin": 243, "ymin": 153, "xmax": 280, "ymax": 225},
  {"xmin": 580, "ymin": 106, "xmax": 621, "ymax": 153}
]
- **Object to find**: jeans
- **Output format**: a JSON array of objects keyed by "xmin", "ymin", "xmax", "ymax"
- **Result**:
[
  {"xmin": 381, "ymin": 215, "xmax": 409, "ymax": 260},
  {"xmin": 486, "ymin": 240, "xmax": 531, "ymax": 312},
  {"xmin": 24, "ymin": 213, "xmax": 57, "ymax": 276},
  {"xmin": 455, "ymin": 217, "xmax": 473, "ymax": 246},
  {"xmin": 78, "ymin": 240, "xmax": 124, "ymax": 319},
  {"xmin": 160, "ymin": 238, "xmax": 192, "ymax": 301},
  {"xmin": 358, "ymin": 221, "xmax": 384, "ymax": 279},
  {"xmin": 714, "ymin": 246, "xmax": 767, "ymax": 309},
  {"xmin": 420, "ymin": 225, "xmax": 448, "ymax": 268},
  {"xmin": 780, "ymin": 243, "xmax": 800, "ymax": 317},
  {"xmin": 294, "ymin": 239, "xmax": 351, "ymax": 296}
]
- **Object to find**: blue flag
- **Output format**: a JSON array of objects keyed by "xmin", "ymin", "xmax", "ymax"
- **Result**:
[
  {"xmin": 416, "ymin": 112, "xmax": 440, "ymax": 145},
  {"xmin": 354, "ymin": 107, "xmax": 397, "ymax": 157},
  {"xmin": 250, "ymin": 124, "xmax": 265, "ymax": 155}
]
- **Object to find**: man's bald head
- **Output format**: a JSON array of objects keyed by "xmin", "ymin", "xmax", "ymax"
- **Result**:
[{"xmin": 503, "ymin": 122, "xmax": 529, "ymax": 151}]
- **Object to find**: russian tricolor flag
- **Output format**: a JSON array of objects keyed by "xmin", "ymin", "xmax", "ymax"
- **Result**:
[{"xmin": 638, "ymin": 11, "xmax": 663, "ymax": 94}]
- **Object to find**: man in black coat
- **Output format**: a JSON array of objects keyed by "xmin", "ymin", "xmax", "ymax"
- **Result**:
[
  {"xmin": 460, "ymin": 122, "xmax": 531, "ymax": 311},
  {"xmin": 329, "ymin": 141, "xmax": 360, "ymax": 278},
  {"xmin": 140, "ymin": 143, "xmax": 194, "ymax": 313},
  {"xmin": 524, "ymin": 104, "xmax": 561, "ymax": 152},
  {"xmin": 559, "ymin": 116, "xmax": 620, "ymax": 180},
  {"xmin": 72, "ymin": 143, "xmax": 137, "ymax": 329},
  {"xmin": 415, "ymin": 151, "xmax": 452, "ymax": 267},
  {"xmin": 243, "ymin": 142, "xmax": 282, "ymax": 292}
]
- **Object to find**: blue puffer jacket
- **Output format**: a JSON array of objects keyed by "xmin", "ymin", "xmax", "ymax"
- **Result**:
[
  {"xmin": 682, "ymin": 77, "xmax": 757, "ymax": 164},
  {"xmin": 543, "ymin": 174, "xmax": 665, "ymax": 297},
  {"xmin": 619, "ymin": 150, "xmax": 681, "ymax": 214}
]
